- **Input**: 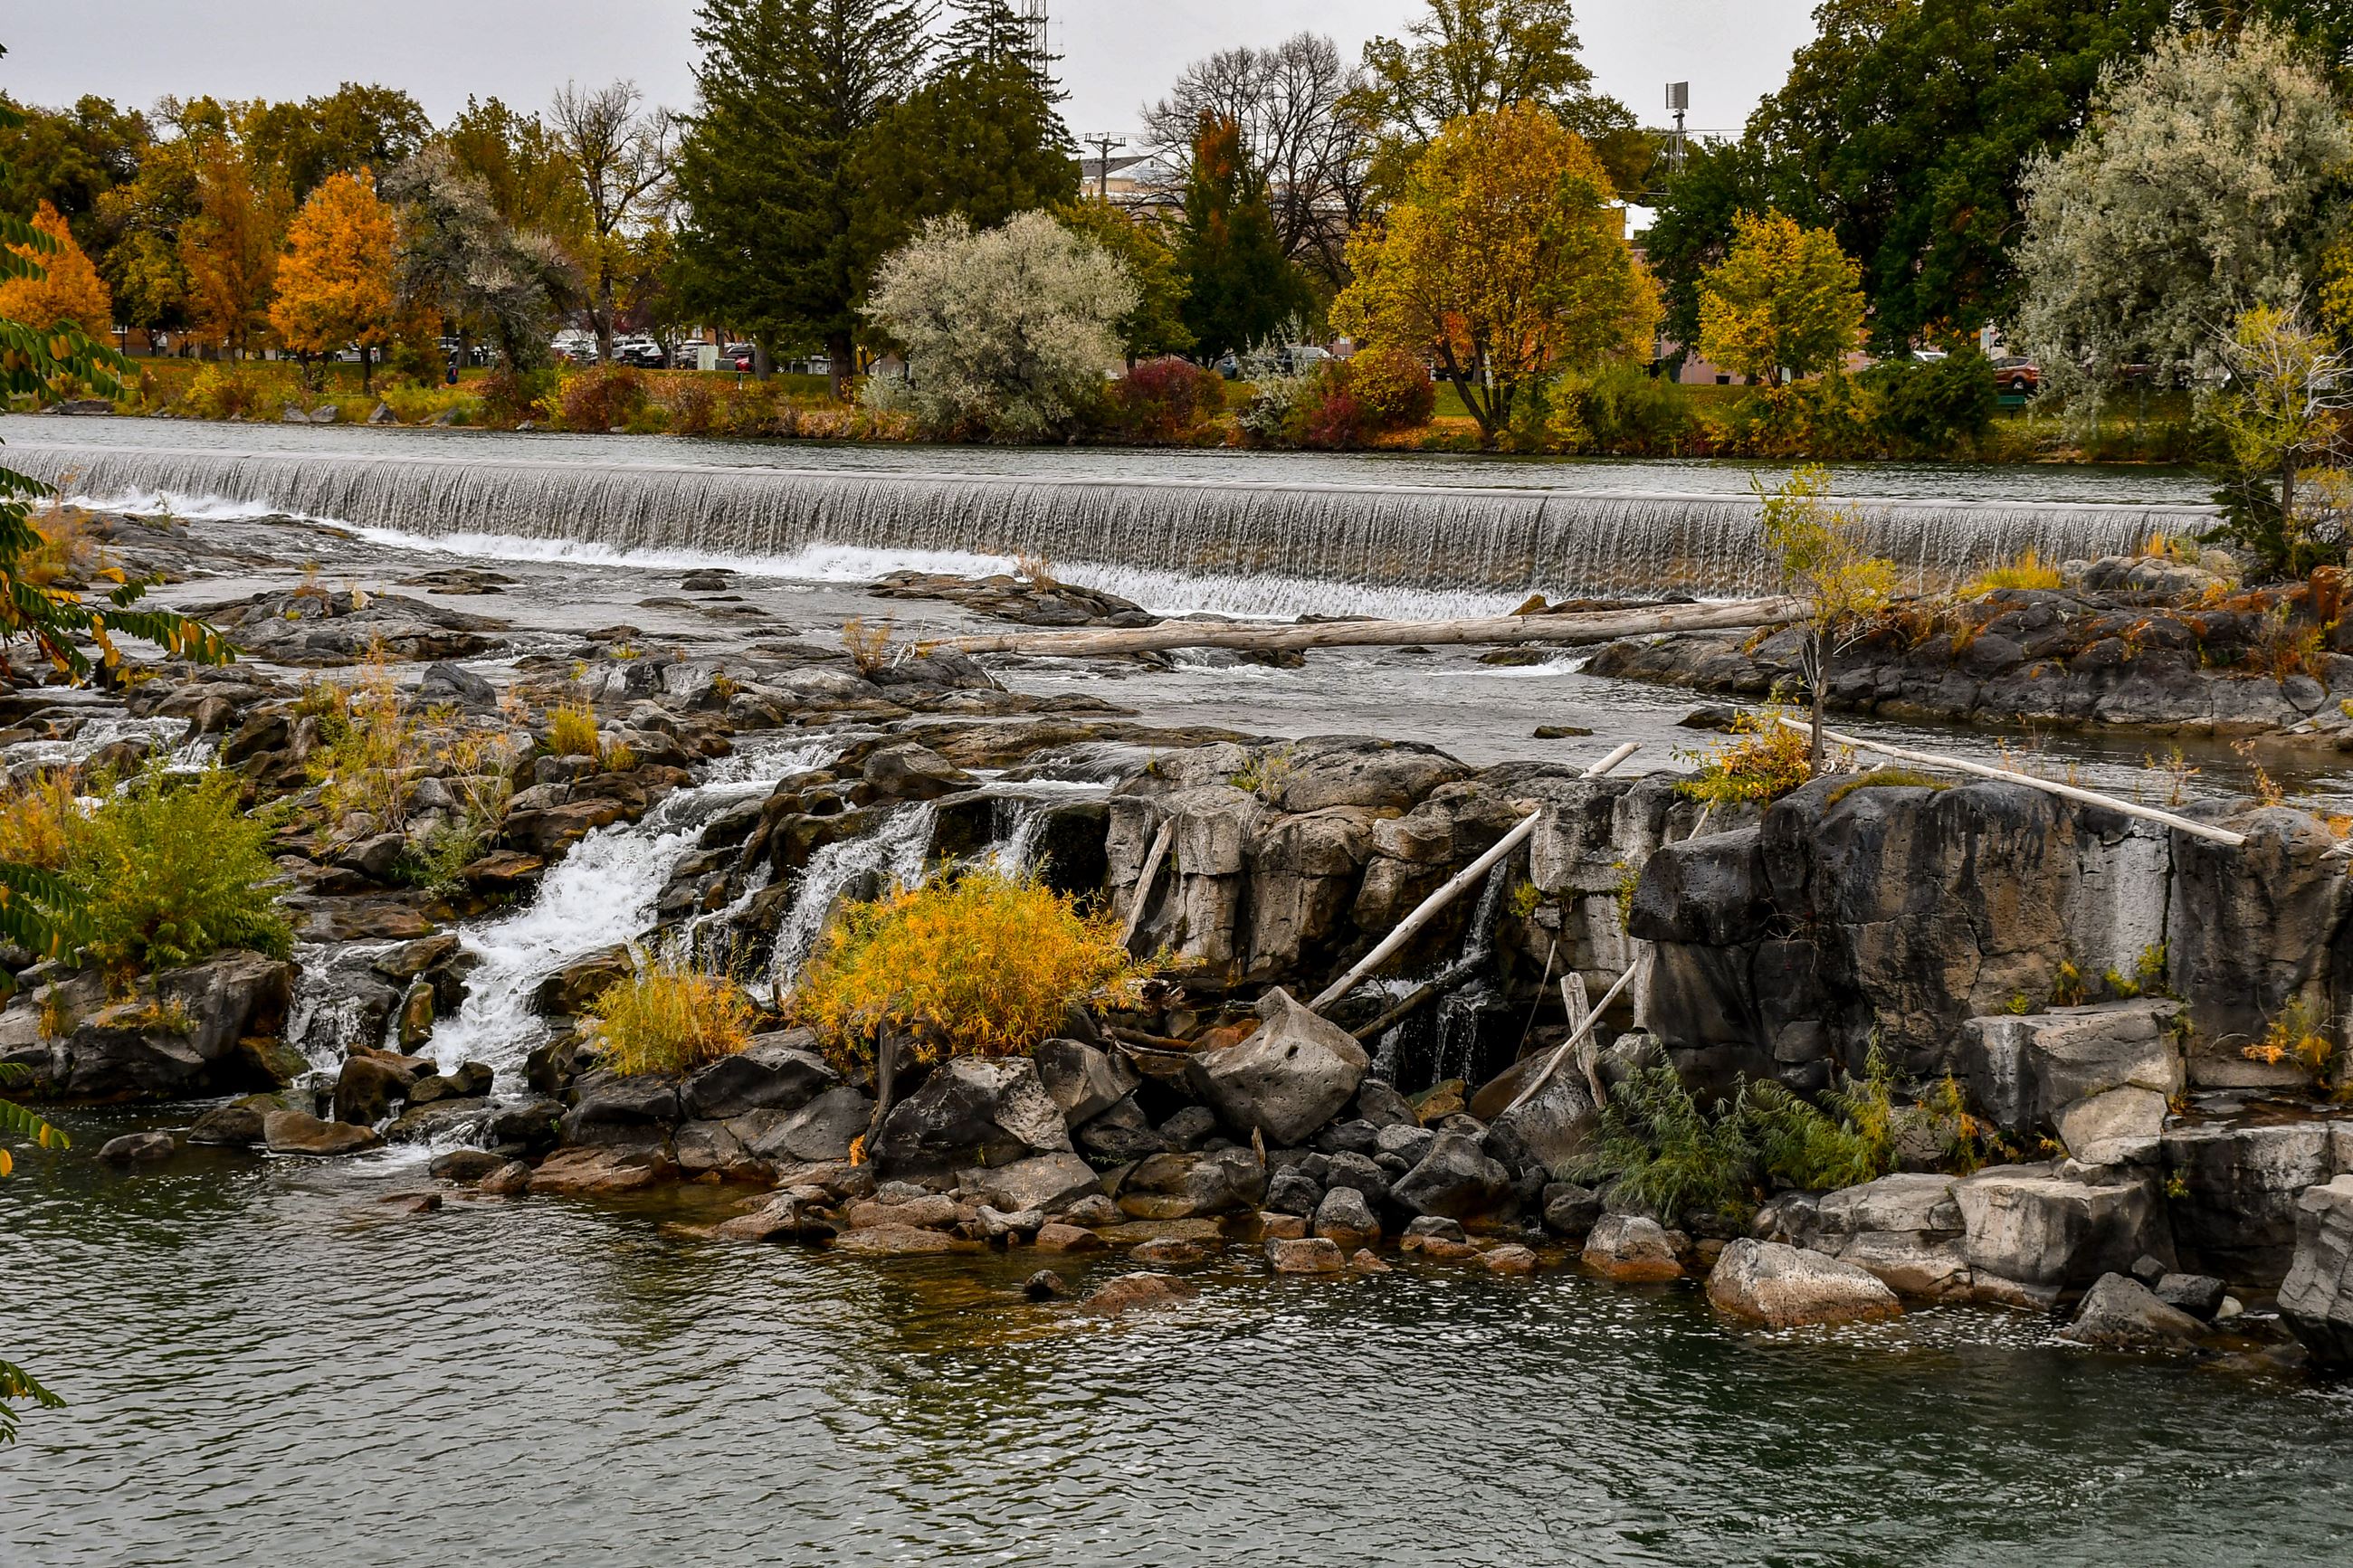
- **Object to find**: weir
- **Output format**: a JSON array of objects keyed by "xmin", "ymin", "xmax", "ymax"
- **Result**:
[{"xmin": 7, "ymin": 440, "xmax": 2215, "ymax": 603}]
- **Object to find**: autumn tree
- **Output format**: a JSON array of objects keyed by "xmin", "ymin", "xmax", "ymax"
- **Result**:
[
  {"xmin": 2209, "ymin": 304, "xmax": 2353, "ymax": 571},
  {"xmin": 1349, "ymin": 0, "xmax": 1648, "ymax": 197},
  {"xmin": 178, "ymin": 134, "xmax": 285, "ymax": 357},
  {"xmin": 1696, "ymin": 210, "xmax": 1864, "ymax": 385},
  {"xmin": 1332, "ymin": 103, "xmax": 1658, "ymax": 445},
  {"xmin": 386, "ymin": 146, "xmax": 579, "ymax": 372},
  {"xmin": 268, "ymin": 170, "xmax": 397, "ymax": 390},
  {"xmin": 1175, "ymin": 115, "xmax": 1308, "ymax": 360},
  {"xmin": 441, "ymin": 96, "xmax": 588, "ymax": 240},
  {"xmin": 549, "ymin": 80, "xmax": 676, "ymax": 363},
  {"xmin": 1757, "ymin": 465, "xmax": 1898, "ymax": 770},
  {"xmin": 0, "ymin": 201, "xmax": 111, "ymax": 331}
]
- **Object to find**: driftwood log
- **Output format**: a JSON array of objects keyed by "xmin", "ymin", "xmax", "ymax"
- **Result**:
[{"xmin": 928, "ymin": 598, "xmax": 1801, "ymax": 659}]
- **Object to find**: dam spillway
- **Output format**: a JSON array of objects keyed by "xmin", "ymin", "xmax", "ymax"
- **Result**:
[{"xmin": 4, "ymin": 433, "xmax": 2218, "ymax": 609}]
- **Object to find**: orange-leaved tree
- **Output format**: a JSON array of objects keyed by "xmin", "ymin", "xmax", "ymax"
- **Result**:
[
  {"xmin": 1696, "ymin": 210, "xmax": 1864, "ymax": 386},
  {"xmin": 0, "ymin": 202, "xmax": 112, "ymax": 337},
  {"xmin": 269, "ymin": 169, "xmax": 399, "ymax": 391},
  {"xmin": 1332, "ymin": 101, "xmax": 1659, "ymax": 446},
  {"xmin": 179, "ymin": 134, "xmax": 287, "ymax": 358}
]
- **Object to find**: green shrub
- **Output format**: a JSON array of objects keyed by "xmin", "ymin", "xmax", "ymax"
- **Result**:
[
  {"xmin": 65, "ymin": 762, "xmax": 290, "ymax": 981},
  {"xmin": 1571, "ymin": 1062, "xmax": 1755, "ymax": 1223},
  {"xmin": 1858, "ymin": 350, "xmax": 1998, "ymax": 454},
  {"xmin": 1548, "ymin": 364, "xmax": 1695, "ymax": 455},
  {"xmin": 1741, "ymin": 1047, "xmax": 1900, "ymax": 1192}
]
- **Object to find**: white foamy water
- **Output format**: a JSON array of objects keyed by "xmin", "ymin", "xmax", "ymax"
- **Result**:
[
  {"xmin": 424, "ymin": 737, "xmax": 834, "ymax": 1087},
  {"xmin": 765, "ymin": 801, "xmax": 938, "ymax": 998}
]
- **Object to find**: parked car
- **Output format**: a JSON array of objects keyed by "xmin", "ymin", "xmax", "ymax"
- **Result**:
[
  {"xmin": 724, "ymin": 341, "xmax": 757, "ymax": 371},
  {"xmin": 1992, "ymin": 356, "xmax": 2039, "ymax": 394},
  {"xmin": 611, "ymin": 337, "xmax": 669, "ymax": 368}
]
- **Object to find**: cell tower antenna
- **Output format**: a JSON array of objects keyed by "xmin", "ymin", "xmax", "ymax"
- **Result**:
[{"xmin": 1021, "ymin": 0, "xmax": 1050, "ymax": 77}]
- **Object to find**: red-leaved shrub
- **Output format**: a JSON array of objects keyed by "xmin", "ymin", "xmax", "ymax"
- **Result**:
[{"xmin": 1110, "ymin": 356, "xmax": 1227, "ymax": 441}]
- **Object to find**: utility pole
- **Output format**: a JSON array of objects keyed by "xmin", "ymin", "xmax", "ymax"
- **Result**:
[
  {"xmin": 1021, "ymin": 0, "xmax": 1049, "ymax": 80},
  {"xmin": 1085, "ymin": 132, "xmax": 1123, "ymax": 203}
]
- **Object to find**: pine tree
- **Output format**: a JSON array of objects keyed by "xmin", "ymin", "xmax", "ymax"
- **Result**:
[
  {"xmin": 0, "ymin": 201, "xmax": 111, "ymax": 332},
  {"xmin": 675, "ymin": 0, "xmax": 929, "ymax": 393},
  {"xmin": 269, "ymin": 170, "xmax": 399, "ymax": 391},
  {"xmin": 851, "ymin": 0, "xmax": 1077, "ymax": 278},
  {"xmin": 1175, "ymin": 115, "xmax": 1308, "ymax": 361}
]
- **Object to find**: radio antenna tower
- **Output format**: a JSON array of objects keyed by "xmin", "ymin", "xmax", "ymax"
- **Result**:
[{"xmin": 1021, "ymin": 0, "xmax": 1050, "ymax": 78}]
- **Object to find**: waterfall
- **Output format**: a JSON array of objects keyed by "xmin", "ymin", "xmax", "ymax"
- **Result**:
[
  {"xmin": 11, "ymin": 439, "xmax": 2213, "ymax": 607},
  {"xmin": 422, "ymin": 737, "xmax": 834, "ymax": 1088},
  {"xmin": 765, "ymin": 802, "xmax": 938, "ymax": 996}
]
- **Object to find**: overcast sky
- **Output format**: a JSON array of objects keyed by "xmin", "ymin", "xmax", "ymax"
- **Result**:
[{"xmin": 3, "ymin": 2, "xmax": 1812, "ymax": 144}]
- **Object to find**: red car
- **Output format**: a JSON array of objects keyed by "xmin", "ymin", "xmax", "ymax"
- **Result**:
[{"xmin": 1992, "ymin": 356, "xmax": 2039, "ymax": 394}]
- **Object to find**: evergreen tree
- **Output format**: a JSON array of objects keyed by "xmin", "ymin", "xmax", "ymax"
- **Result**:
[
  {"xmin": 675, "ymin": 0, "xmax": 929, "ymax": 392},
  {"xmin": 852, "ymin": 0, "xmax": 1078, "ymax": 269},
  {"xmin": 1175, "ymin": 115, "xmax": 1307, "ymax": 361}
]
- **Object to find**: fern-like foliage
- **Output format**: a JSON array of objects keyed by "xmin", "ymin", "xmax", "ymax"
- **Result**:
[{"xmin": 1572, "ymin": 1062, "xmax": 1757, "ymax": 1223}]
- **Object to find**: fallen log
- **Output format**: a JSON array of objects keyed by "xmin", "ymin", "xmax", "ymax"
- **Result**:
[
  {"xmin": 1506, "ymin": 953, "xmax": 1646, "ymax": 1117},
  {"xmin": 928, "ymin": 597, "xmax": 1801, "ymax": 659},
  {"xmin": 1119, "ymin": 816, "xmax": 1176, "ymax": 948},
  {"xmin": 1773, "ymin": 717, "xmax": 2247, "ymax": 848},
  {"xmin": 1310, "ymin": 742, "xmax": 1640, "ymax": 1013}
]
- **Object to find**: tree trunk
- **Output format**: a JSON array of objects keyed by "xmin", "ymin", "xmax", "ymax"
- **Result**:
[
  {"xmin": 360, "ymin": 344, "xmax": 373, "ymax": 395},
  {"xmin": 862, "ymin": 1030, "xmax": 902, "ymax": 1158},
  {"xmin": 2284, "ymin": 451, "xmax": 2299, "ymax": 544},
  {"xmin": 752, "ymin": 342, "xmax": 773, "ymax": 382},
  {"xmin": 1809, "ymin": 630, "xmax": 1827, "ymax": 773},
  {"xmin": 827, "ymin": 330, "xmax": 855, "ymax": 400}
]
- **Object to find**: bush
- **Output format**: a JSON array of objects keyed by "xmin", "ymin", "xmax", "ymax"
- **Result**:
[
  {"xmin": 793, "ymin": 867, "xmax": 1153, "ymax": 1068},
  {"xmin": 178, "ymin": 363, "xmax": 289, "ymax": 421},
  {"xmin": 558, "ymin": 365, "xmax": 650, "ymax": 432},
  {"xmin": 589, "ymin": 951, "xmax": 755, "ymax": 1076},
  {"xmin": 1548, "ymin": 364, "xmax": 1695, "ymax": 455},
  {"xmin": 669, "ymin": 379, "xmax": 719, "ymax": 437},
  {"xmin": 1859, "ymin": 350, "xmax": 1998, "ymax": 454},
  {"xmin": 1109, "ymin": 356, "xmax": 1226, "ymax": 441},
  {"xmin": 306, "ymin": 660, "xmax": 419, "ymax": 828},
  {"xmin": 0, "ymin": 772, "xmax": 81, "ymax": 870},
  {"xmin": 1297, "ymin": 375, "xmax": 1367, "ymax": 450},
  {"xmin": 1345, "ymin": 345, "xmax": 1438, "ymax": 432},
  {"xmin": 545, "ymin": 699, "xmax": 602, "ymax": 759},
  {"xmin": 65, "ymin": 762, "xmax": 291, "ymax": 980},
  {"xmin": 1678, "ymin": 710, "xmax": 1819, "ymax": 807},
  {"xmin": 1741, "ymin": 1047, "xmax": 1900, "ymax": 1192},
  {"xmin": 1571, "ymin": 1062, "xmax": 1754, "ymax": 1223},
  {"xmin": 477, "ymin": 367, "xmax": 556, "ymax": 426},
  {"xmin": 1962, "ymin": 549, "xmax": 2063, "ymax": 595}
]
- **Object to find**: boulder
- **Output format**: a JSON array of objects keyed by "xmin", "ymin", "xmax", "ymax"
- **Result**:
[
  {"xmin": 1321, "ymin": 1149, "xmax": 1391, "ymax": 1207},
  {"xmin": 2062, "ymin": 1273, "xmax": 2205, "ymax": 1352},
  {"xmin": 1033, "ymin": 1221, "xmax": 1106, "ymax": 1254},
  {"xmin": 262, "ymin": 1109, "xmax": 382, "ymax": 1156},
  {"xmin": 333, "ymin": 1054, "xmax": 414, "ymax": 1126},
  {"xmin": 845, "ymin": 1193, "xmax": 963, "ymax": 1231},
  {"xmin": 833, "ymin": 1224, "xmax": 971, "ymax": 1257},
  {"xmin": 1582, "ymin": 1214, "xmax": 1683, "ymax": 1282},
  {"xmin": 531, "ymin": 945, "xmax": 634, "ymax": 1017},
  {"xmin": 1481, "ymin": 1244, "xmax": 1538, "ymax": 1276},
  {"xmin": 1079, "ymin": 1271, "xmax": 1196, "ymax": 1316},
  {"xmin": 1807, "ymin": 1173, "xmax": 1971, "ymax": 1300},
  {"xmin": 528, "ymin": 1145, "xmax": 671, "ymax": 1196},
  {"xmin": 1024, "ymin": 1269, "xmax": 1068, "ymax": 1301},
  {"xmin": 1263, "ymin": 1167, "xmax": 1322, "ymax": 1217},
  {"xmin": 2160, "ymin": 1118, "xmax": 2349, "ymax": 1283},
  {"xmin": 1352, "ymin": 1079, "xmax": 1419, "ymax": 1128},
  {"xmin": 559, "ymin": 1071, "xmax": 681, "ymax": 1146},
  {"xmin": 55, "ymin": 951, "xmax": 297, "ymax": 1101},
  {"xmin": 1116, "ymin": 1147, "xmax": 1267, "ymax": 1219},
  {"xmin": 1541, "ymin": 1182, "xmax": 1604, "ymax": 1239},
  {"xmin": 735, "ymin": 1087, "xmax": 874, "ymax": 1164},
  {"xmin": 959, "ymin": 1151, "xmax": 1102, "ymax": 1215},
  {"xmin": 2280, "ymin": 1174, "xmax": 2353, "ymax": 1369},
  {"xmin": 1033, "ymin": 1038, "xmax": 1140, "ymax": 1127},
  {"xmin": 1186, "ymin": 987, "xmax": 1368, "ymax": 1145},
  {"xmin": 1132, "ymin": 1238, "xmax": 1209, "ymax": 1265},
  {"xmin": 2152, "ymin": 1271, "xmax": 2227, "ymax": 1319},
  {"xmin": 977, "ymin": 1205, "xmax": 1047, "ymax": 1242},
  {"xmin": 97, "ymin": 1130, "xmax": 176, "ymax": 1164},
  {"xmin": 1390, "ymin": 1131, "xmax": 1511, "ymax": 1220},
  {"xmin": 1952, "ymin": 1167, "xmax": 2164, "ymax": 1300},
  {"xmin": 672, "ymin": 1119, "xmax": 749, "ymax": 1176},
  {"xmin": 1706, "ymin": 1240, "xmax": 1903, "ymax": 1327},
  {"xmin": 862, "ymin": 742, "xmax": 975, "ymax": 801},
  {"xmin": 186, "ymin": 1097, "xmax": 275, "ymax": 1147},
  {"xmin": 1312, "ymin": 1184, "xmax": 1380, "ymax": 1250},
  {"xmin": 714, "ymin": 1193, "xmax": 832, "ymax": 1243},
  {"xmin": 869, "ymin": 1057, "xmax": 1072, "ymax": 1181},
  {"xmin": 679, "ymin": 1033, "xmax": 836, "ymax": 1120},
  {"xmin": 1478, "ymin": 1058, "xmax": 1597, "ymax": 1180},
  {"xmin": 1958, "ymin": 1002, "xmax": 2183, "ymax": 1141},
  {"xmin": 416, "ymin": 661, "xmax": 498, "ymax": 708},
  {"xmin": 1266, "ymin": 1236, "xmax": 1347, "ymax": 1274},
  {"xmin": 429, "ymin": 1149, "xmax": 508, "ymax": 1183}
]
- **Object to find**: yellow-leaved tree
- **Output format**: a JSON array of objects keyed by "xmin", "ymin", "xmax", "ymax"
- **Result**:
[
  {"xmin": 180, "ymin": 136, "xmax": 287, "ymax": 359},
  {"xmin": 1697, "ymin": 210, "xmax": 1865, "ymax": 385},
  {"xmin": 0, "ymin": 202, "xmax": 112, "ymax": 336},
  {"xmin": 1758, "ymin": 465, "xmax": 1899, "ymax": 769},
  {"xmin": 269, "ymin": 170, "xmax": 400, "ymax": 392},
  {"xmin": 1333, "ymin": 102, "xmax": 1660, "ymax": 446}
]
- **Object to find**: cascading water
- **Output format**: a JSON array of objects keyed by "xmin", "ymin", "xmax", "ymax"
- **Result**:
[
  {"xmin": 765, "ymin": 802, "xmax": 938, "ymax": 996},
  {"xmin": 9, "ymin": 439, "xmax": 2214, "ymax": 606},
  {"xmin": 424, "ymin": 737, "xmax": 834, "ymax": 1088}
]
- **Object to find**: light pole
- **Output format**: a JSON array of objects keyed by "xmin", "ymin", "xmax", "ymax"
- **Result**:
[{"xmin": 1664, "ymin": 81, "xmax": 1690, "ymax": 173}]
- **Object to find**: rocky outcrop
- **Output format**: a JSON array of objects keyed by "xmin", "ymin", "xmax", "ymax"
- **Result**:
[
  {"xmin": 1960, "ymin": 1002, "xmax": 2183, "ymax": 1160},
  {"xmin": 1950, "ymin": 1166, "xmax": 2166, "ymax": 1304},
  {"xmin": 2279, "ymin": 1175, "xmax": 2353, "ymax": 1368},
  {"xmin": 1706, "ymin": 1240, "xmax": 1902, "ymax": 1327},
  {"xmin": 2061, "ymin": 1273, "xmax": 2205, "ymax": 1352},
  {"xmin": 1801, "ymin": 1173, "xmax": 1971, "ymax": 1300},
  {"xmin": 18, "ymin": 952, "xmax": 298, "ymax": 1103}
]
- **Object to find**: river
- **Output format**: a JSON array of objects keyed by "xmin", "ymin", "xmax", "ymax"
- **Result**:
[{"xmin": 5, "ymin": 1109, "xmax": 2351, "ymax": 1567}]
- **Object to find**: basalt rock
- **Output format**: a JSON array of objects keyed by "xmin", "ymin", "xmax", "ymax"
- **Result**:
[
  {"xmin": 262, "ymin": 1109, "xmax": 382, "ymax": 1156},
  {"xmin": 1706, "ymin": 1240, "xmax": 1903, "ymax": 1327},
  {"xmin": 679, "ymin": 1032, "xmax": 836, "ymax": 1120},
  {"xmin": 2280, "ymin": 1175, "xmax": 2353, "ymax": 1368},
  {"xmin": 868, "ymin": 1057, "xmax": 1072, "ymax": 1182},
  {"xmin": 1390, "ymin": 1131, "xmax": 1511, "ymax": 1220},
  {"xmin": 1186, "ymin": 987, "xmax": 1367, "ymax": 1145},
  {"xmin": 2062, "ymin": 1273, "xmax": 2205, "ymax": 1352}
]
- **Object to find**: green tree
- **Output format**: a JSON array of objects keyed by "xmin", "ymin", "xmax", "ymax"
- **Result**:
[
  {"xmin": 1756, "ymin": 466, "xmax": 1899, "ymax": 769},
  {"xmin": 239, "ymin": 83, "xmax": 431, "ymax": 205},
  {"xmin": 853, "ymin": 0, "xmax": 1077, "ymax": 273},
  {"xmin": 2208, "ymin": 304, "xmax": 2353, "ymax": 571},
  {"xmin": 385, "ymin": 146, "xmax": 578, "ymax": 371},
  {"xmin": 1719, "ymin": 0, "xmax": 2177, "ymax": 349},
  {"xmin": 441, "ymin": 96, "xmax": 590, "ymax": 240},
  {"xmin": 675, "ymin": 0, "xmax": 929, "ymax": 393},
  {"xmin": 0, "ymin": 93, "xmax": 147, "ymax": 242},
  {"xmin": 1175, "ymin": 114, "xmax": 1309, "ymax": 360},
  {"xmin": 549, "ymin": 80, "xmax": 676, "ymax": 364},
  {"xmin": 1349, "ymin": 0, "xmax": 1650, "ymax": 196},
  {"xmin": 1636, "ymin": 135, "xmax": 1781, "ymax": 368},
  {"xmin": 1696, "ymin": 210, "xmax": 1865, "ymax": 385},
  {"xmin": 1056, "ymin": 198, "xmax": 1191, "ymax": 363},
  {"xmin": 2015, "ymin": 21, "xmax": 2352, "ymax": 413}
]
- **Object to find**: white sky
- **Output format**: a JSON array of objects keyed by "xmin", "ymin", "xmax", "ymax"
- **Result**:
[{"xmin": 3, "ymin": 2, "xmax": 1813, "ymax": 146}]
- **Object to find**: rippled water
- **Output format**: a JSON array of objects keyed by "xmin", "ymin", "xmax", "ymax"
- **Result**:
[{"xmin": 7, "ymin": 1113, "xmax": 2351, "ymax": 1567}]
